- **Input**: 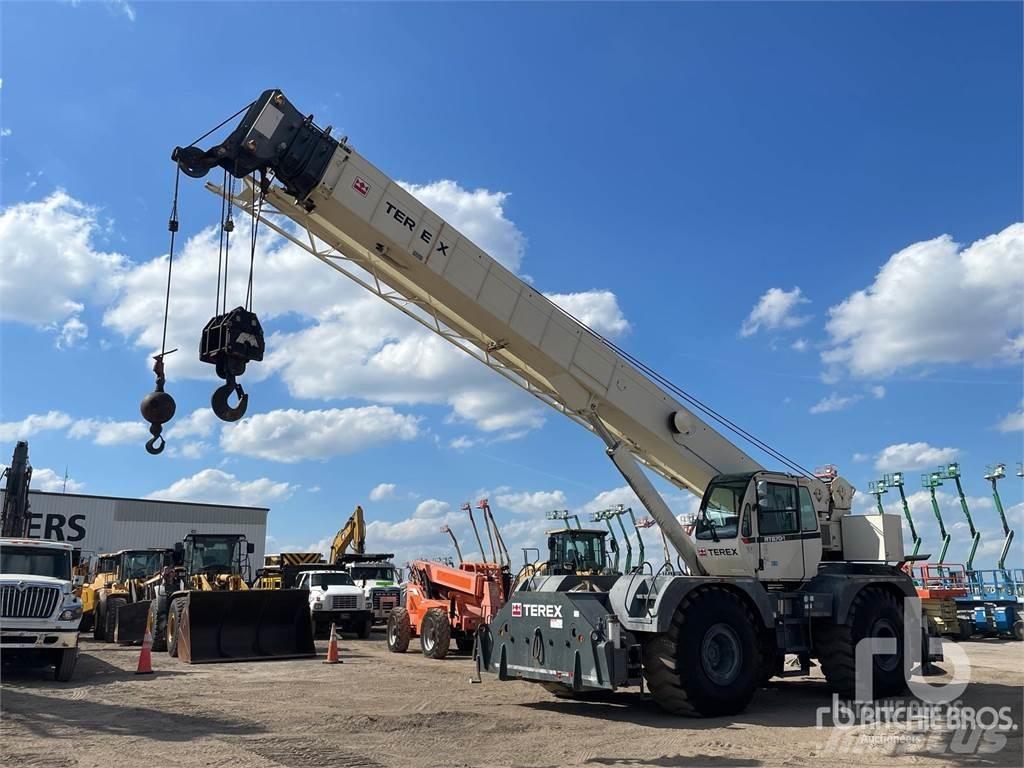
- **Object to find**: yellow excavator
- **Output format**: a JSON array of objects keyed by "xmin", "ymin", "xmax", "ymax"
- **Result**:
[
  {"xmin": 329, "ymin": 505, "xmax": 366, "ymax": 563},
  {"xmin": 148, "ymin": 532, "xmax": 314, "ymax": 663}
]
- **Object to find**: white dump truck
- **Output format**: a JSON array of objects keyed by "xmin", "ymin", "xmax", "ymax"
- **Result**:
[
  {"xmin": 295, "ymin": 569, "xmax": 373, "ymax": 639},
  {"xmin": 1, "ymin": 538, "xmax": 82, "ymax": 681}
]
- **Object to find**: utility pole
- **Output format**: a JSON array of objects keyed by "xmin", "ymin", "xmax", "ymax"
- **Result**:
[{"xmin": 921, "ymin": 469, "xmax": 950, "ymax": 564}]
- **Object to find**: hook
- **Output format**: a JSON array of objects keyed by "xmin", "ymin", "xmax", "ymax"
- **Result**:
[
  {"xmin": 146, "ymin": 433, "xmax": 166, "ymax": 455},
  {"xmin": 212, "ymin": 377, "xmax": 248, "ymax": 422}
]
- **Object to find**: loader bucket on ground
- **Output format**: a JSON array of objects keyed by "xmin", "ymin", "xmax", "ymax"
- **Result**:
[
  {"xmin": 114, "ymin": 600, "xmax": 151, "ymax": 645},
  {"xmin": 178, "ymin": 589, "xmax": 315, "ymax": 663}
]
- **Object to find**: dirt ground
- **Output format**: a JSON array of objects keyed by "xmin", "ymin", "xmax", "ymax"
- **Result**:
[{"xmin": 2, "ymin": 632, "xmax": 1021, "ymax": 768}]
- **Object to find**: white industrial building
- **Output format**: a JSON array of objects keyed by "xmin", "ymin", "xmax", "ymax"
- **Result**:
[{"xmin": 0, "ymin": 490, "xmax": 268, "ymax": 579}]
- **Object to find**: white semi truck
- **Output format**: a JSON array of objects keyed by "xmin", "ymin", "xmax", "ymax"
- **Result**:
[
  {"xmin": 1, "ymin": 538, "xmax": 82, "ymax": 681},
  {"xmin": 170, "ymin": 89, "xmax": 936, "ymax": 716},
  {"xmin": 295, "ymin": 570, "xmax": 373, "ymax": 639}
]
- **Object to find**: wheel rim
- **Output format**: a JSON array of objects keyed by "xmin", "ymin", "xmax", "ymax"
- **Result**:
[
  {"xmin": 871, "ymin": 617, "xmax": 900, "ymax": 672},
  {"xmin": 388, "ymin": 618, "xmax": 397, "ymax": 645},
  {"xmin": 167, "ymin": 611, "xmax": 176, "ymax": 647},
  {"xmin": 423, "ymin": 618, "xmax": 435, "ymax": 651},
  {"xmin": 701, "ymin": 622, "xmax": 742, "ymax": 686}
]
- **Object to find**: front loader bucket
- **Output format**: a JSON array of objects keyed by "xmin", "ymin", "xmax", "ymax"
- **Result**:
[
  {"xmin": 178, "ymin": 590, "xmax": 314, "ymax": 664},
  {"xmin": 114, "ymin": 600, "xmax": 151, "ymax": 645}
]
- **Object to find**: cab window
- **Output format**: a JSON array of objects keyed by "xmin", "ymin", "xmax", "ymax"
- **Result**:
[
  {"xmin": 757, "ymin": 482, "xmax": 799, "ymax": 536},
  {"xmin": 798, "ymin": 487, "xmax": 818, "ymax": 532},
  {"xmin": 696, "ymin": 478, "xmax": 749, "ymax": 540}
]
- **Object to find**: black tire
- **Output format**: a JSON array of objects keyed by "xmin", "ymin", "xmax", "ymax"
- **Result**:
[
  {"xmin": 167, "ymin": 596, "xmax": 187, "ymax": 658},
  {"xmin": 455, "ymin": 632, "xmax": 475, "ymax": 654},
  {"xmin": 92, "ymin": 602, "xmax": 106, "ymax": 641},
  {"xmin": 957, "ymin": 619, "xmax": 973, "ymax": 642},
  {"xmin": 54, "ymin": 648, "xmax": 77, "ymax": 682},
  {"xmin": 357, "ymin": 616, "xmax": 372, "ymax": 640},
  {"xmin": 104, "ymin": 596, "xmax": 127, "ymax": 643},
  {"xmin": 642, "ymin": 586, "xmax": 761, "ymax": 717},
  {"xmin": 387, "ymin": 607, "xmax": 411, "ymax": 653},
  {"xmin": 79, "ymin": 612, "xmax": 94, "ymax": 634},
  {"xmin": 815, "ymin": 587, "xmax": 906, "ymax": 699},
  {"xmin": 149, "ymin": 594, "xmax": 169, "ymax": 652},
  {"xmin": 420, "ymin": 607, "xmax": 451, "ymax": 659},
  {"xmin": 1012, "ymin": 621, "xmax": 1024, "ymax": 642}
]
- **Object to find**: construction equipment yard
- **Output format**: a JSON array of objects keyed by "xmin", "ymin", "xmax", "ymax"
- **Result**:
[{"xmin": 2, "ymin": 635, "xmax": 1021, "ymax": 768}]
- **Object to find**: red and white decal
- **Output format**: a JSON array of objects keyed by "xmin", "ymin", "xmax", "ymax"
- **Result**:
[
  {"xmin": 511, "ymin": 602, "xmax": 522, "ymax": 618},
  {"xmin": 352, "ymin": 176, "xmax": 370, "ymax": 197}
]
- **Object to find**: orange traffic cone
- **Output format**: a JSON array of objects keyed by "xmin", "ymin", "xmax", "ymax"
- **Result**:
[
  {"xmin": 323, "ymin": 622, "xmax": 343, "ymax": 664},
  {"xmin": 135, "ymin": 609, "xmax": 155, "ymax": 675}
]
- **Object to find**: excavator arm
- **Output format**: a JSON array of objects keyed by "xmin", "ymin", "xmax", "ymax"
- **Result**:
[{"xmin": 329, "ymin": 505, "xmax": 366, "ymax": 564}]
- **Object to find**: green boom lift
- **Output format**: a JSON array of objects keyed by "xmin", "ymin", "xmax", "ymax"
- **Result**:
[
  {"xmin": 985, "ymin": 464, "xmax": 1015, "ymax": 575},
  {"xmin": 939, "ymin": 463, "xmax": 980, "ymax": 572},
  {"xmin": 921, "ymin": 469, "xmax": 951, "ymax": 564},
  {"xmin": 881, "ymin": 472, "xmax": 921, "ymax": 557}
]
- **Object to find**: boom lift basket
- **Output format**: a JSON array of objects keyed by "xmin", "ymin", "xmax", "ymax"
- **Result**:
[{"xmin": 176, "ymin": 590, "xmax": 314, "ymax": 663}]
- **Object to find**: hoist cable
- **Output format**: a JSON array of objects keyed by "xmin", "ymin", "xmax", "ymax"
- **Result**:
[
  {"xmin": 245, "ymin": 172, "xmax": 263, "ymax": 312},
  {"xmin": 158, "ymin": 166, "xmax": 181, "ymax": 357},
  {"xmin": 185, "ymin": 100, "xmax": 256, "ymax": 149},
  {"xmin": 215, "ymin": 170, "xmax": 228, "ymax": 315},
  {"xmin": 222, "ymin": 176, "xmax": 234, "ymax": 314}
]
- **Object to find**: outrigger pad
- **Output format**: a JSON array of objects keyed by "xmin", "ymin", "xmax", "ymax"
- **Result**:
[
  {"xmin": 114, "ymin": 600, "xmax": 152, "ymax": 645},
  {"xmin": 178, "ymin": 590, "xmax": 315, "ymax": 664}
]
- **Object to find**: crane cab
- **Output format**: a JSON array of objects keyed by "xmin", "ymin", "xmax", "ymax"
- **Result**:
[{"xmin": 694, "ymin": 472, "xmax": 826, "ymax": 582}]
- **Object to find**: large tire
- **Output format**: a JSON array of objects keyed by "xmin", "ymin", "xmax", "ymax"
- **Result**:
[
  {"xmin": 815, "ymin": 587, "xmax": 906, "ymax": 699},
  {"xmin": 149, "ymin": 594, "xmax": 169, "ymax": 652},
  {"xmin": 420, "ymin": 607, "xmax": 451, "ymax": 659},
  {"xmin": 92, "ymin": 602, "xmax": 106, "ymax": 641},
  {"xmin": 455, "ymin": 632, "xmax": 475, "ymax": 654},
  {"xmin": 54, "ymin": 648, "xmax": 77, "ymax": 682},
  {"xmin": 1012, "ymin": 620, "xmax": 1024, "ymax": 642},
  {"xmin": 956, "ymin": 619, "xmax": 973, "ymax": 642},
  {"xmin": 387, "ymin": 607, "xmax": 411, "ymax": 653},
  {"xmin": 642, "ymin": 586, "xmax": 761, "ymax": 717},
  {"xmin": 357, "ymin": 616, "xmax": 372, "ymax": 640},
  {"xmin": 104, "ymin": 596, "xmax": 127, "ymax": 643},
  {"xmin": 167, "ymin": 596, "xmax": 187, "ymax": 658}
]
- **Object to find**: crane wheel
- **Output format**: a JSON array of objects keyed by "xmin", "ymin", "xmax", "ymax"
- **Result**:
[
  {"xmin": 148, "ymin": 595, "xmax": 169, "ymax": 652},
  {"xmin": 104, "ymin": 597, "xmax": 127, "ymax": 643},
  {"xmin": 167, "ymin": 597, "xmax": 187, "ymax": 657},
  {"xmin": 1012, "ymin": 620, "xmax": 1024, "ymax": 642},
  {"xmin": 642, "ymin": 585, "xmax": 761, "ymax": 717},
  {"xmin": 420, "ymin": 608, "xmax": 451, "ymax": 659},
  {"xmin": 387, "ymin": 607, "xmax": 411, "ymax": 653},
  {"xmin": 815, "ymin": 587, "xmax": 906, "ymax": 698}
]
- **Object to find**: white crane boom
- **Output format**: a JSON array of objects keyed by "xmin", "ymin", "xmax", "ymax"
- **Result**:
[{"xmin": 176, "ymin": 89, "xmax": 765, "ymax": 572}]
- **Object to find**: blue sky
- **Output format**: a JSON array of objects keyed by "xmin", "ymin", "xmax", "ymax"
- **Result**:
[{"xmin": 1, "ymin": 1, "xmax": 1021, "ymax": 568}]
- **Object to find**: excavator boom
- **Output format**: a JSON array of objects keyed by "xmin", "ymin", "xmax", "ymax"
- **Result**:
[{"xmin": 330, "ymin": 505, "xmax": 366, "ymax": 563}]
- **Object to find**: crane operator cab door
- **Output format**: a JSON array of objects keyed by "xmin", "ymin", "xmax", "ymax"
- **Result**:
[
  {"xmin": 694, "ymin": 475, "xmax": 759, "ymax": 577},
  {"xmin": 751, "ymin": 475, "xmax": 823, "ymax": 583}
]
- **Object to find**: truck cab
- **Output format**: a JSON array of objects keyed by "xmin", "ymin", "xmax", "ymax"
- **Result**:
[
  {"xmin": 0, "ymin": 538, "xmax": 82, "ymax": 681},
  {"xmin": 346, "ymin": 559, "xmax": 402, "ymax": 623},
  {"xmin": 296, "ymin": 569, "xmax": 372, "ymax": 639}
]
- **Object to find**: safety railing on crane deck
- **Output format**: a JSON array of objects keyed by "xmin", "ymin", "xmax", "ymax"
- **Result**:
[{"xmin": 963, "ymin": 569, "xmax": 1024, "ymax": 600}]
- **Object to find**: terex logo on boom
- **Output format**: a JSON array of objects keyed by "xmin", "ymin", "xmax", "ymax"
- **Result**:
[{"xmin": 510, "ymin": 602, "xmax": 561, "ymax": 619}]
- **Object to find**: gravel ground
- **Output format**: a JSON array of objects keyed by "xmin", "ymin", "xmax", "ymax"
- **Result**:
[{"xmin": 2, "ymin": 633, "xmax": 1021, "ymax": 768}]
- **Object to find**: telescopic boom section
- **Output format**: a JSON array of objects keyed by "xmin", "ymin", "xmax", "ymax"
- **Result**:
[{"xmin": 177, "ymin": 89, "xmax": 764, "ymax": 574}]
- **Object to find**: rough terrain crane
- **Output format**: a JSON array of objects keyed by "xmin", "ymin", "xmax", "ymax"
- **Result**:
[{"xmin": 169, "ymin": 89, "xmax": 928, "ymax": 715}]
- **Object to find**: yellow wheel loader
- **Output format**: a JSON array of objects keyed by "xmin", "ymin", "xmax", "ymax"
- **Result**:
[
  {"xmin": 148, "ymin": 533, "xmax": 314, "ymax": 663},
  {"xmin": 79, "ymin": 549, "xmax": 172, "ymax": 643}
]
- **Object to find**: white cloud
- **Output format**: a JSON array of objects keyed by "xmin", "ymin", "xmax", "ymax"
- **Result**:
[
  {"xmin": 167, "ymin": 441, "xmax": 210, "ymax": 460},
  {"xmin": 398, "ymin": 180, "xmax": 525, "ymax": 272},
  {"xmin": 869, "ymin": 385, "xmax": 886, "ymax": 399},
  {"xmin": 791, "ymin": 338, "xmax": 809, "ymax": 352},
  {"xmin": 219, "ymin": 406, "xmax": 420, "ymax": 463},
  {"xmin": 106, "ymin": 0, "xmax": 136, "ymax": 22},
  {"xmin": 0, "ymin": 192, "xmax": 127, "ymax": 341},
  {"xmin": 0, "ymin": 411, "xmax": 73, "ymax": 441},
  {"xmin": 166, "ymin": 408, "xmax": 219, "ymax": 440},
  {"xmin": 449, "ymin": 435, "xmax": 478, "ymax": 451},
  {"xmin": 67, "ymin": 418, "xmax": 148, "ymax": 446},
  {"xmin": 0, "ymin": 465, "xmax": 85, "ymax": 493},
  {"xmin": 852, "ymin": 452, "xmax": 870, "ymax": 463},
  {"xmin": 873, "ymin": 442, "xmax": 959, "ymax": 472},
  {"xmin": 494, "ymin": 489, "xmax": 568, "ymax": 516},
  {"xmin": 995, "ymin": 404, "xmax": 1024, "ymax": 433},
  {"xmin": 546, "ymin": 290, "xmax": 630, "ymax": 338},
  {"xmin": 823, "ymin": 224, "xmax": 1024, "ymax": 378},
  {"xmin": 413, "ymin": 499, "xmax": 450, "ymax": 519},
  {"xmin": 0, "ymin": 128, "xmax": 11, "ymax": 138},
  {"xmin": 369, "ymin": 482, "xmax": 398, "ymax": 502},
  {"xmin": 740, "ymin": 287, "xmax": 811, "ymax": 337},
  {"xmin": 54, "ymin": 317, "xmax": 88, "ymax": 348},
  {"xmin": 147, "ymin": 468, "xmax": 292, "ymax": 507},
  {"xmin": 809, "ymin": 393, "xmax": 861, "ymax": 414}
]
